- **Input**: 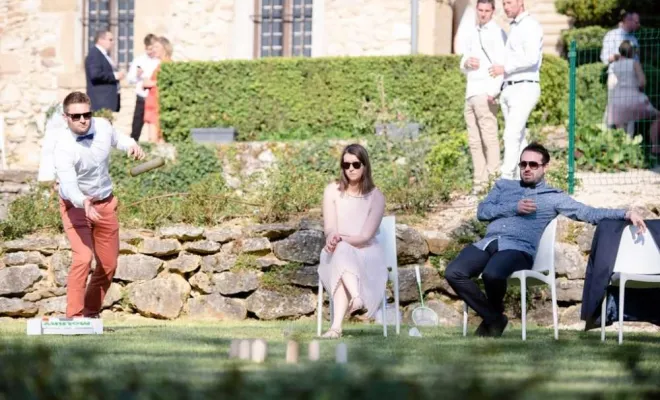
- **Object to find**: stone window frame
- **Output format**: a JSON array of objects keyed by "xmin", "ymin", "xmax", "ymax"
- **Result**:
[
  {"xmin": 83, "ymin": 0, "xmax": 135, "ymax": 71},
  {"xmin": 253, "ymin": 0, "xmax": 313, "ymax": 58}
]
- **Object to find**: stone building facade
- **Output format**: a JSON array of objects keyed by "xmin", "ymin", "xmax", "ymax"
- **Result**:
[{"xmin": 0, "ymin": 0, "xmax": 569, "ymax": 170}]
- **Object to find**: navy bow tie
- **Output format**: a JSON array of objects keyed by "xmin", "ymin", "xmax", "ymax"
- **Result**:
[{"xmin": 76, "ymin": 133, "xmax": 94, "ymax": 142}]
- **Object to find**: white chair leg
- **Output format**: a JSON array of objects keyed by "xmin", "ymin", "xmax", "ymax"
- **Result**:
[
  {"xmin": 601, "ymin": 295, "xmax": 606, "ymax": 342},
  {"xmin": 521, "ymin": 277, "xmax": 527, "ymax": 341},
  {"xmin": 317, "ymin": 280, "xmax": 323, "ymax": 337},
  {"xmin": 618, "ymin": 280, "xmax": 626, "ymax": 345},
  {"xmin": 382, "ymin": 295, "xmax": 387, "ymax": 337},
  {"xmin": 551, "ymin": 278, "xmax": 559, "ymax": 340},
  {"xmin": 394, "ymin": 271, "xmax": 400, "ymax": 335},
  {"xmin": 462, "ymin": 302, "xmax": 468, "ymax": 337}
]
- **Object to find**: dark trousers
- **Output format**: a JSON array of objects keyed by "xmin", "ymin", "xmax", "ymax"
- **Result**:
[
  {"xmin": 131, "ymin": 96, "xmax": 146, "ymax": 141},
  {"xmin": 445, "ymin": 240, "xmax": 533, "ymax": 324}
]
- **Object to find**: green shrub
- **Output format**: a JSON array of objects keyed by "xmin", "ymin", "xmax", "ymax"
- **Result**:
[
  {"xmin": 109, "ymin": 142, "xmax": 222, "ymax": 194},
  {"xmin": 159, "ymin": 55, "xmax": 568, "ymax": 142},
  {"xmin": 93, "ymin": 108, "xmax": 115, "ymax": 123},
  {"xmin": 536, "ymin": 56, "xmax": 569, "ymax": 125},
  {"xmin": 555, "ymin": 0, "xmax": 658, "ymax": 28},
  {"xmin": 255, "ymin": 156, "xmax": 329, "ymax": 223},
  {"xmin": 574, "ymin": 125, "xmax": 645, "ymax": 171},
  {"xmin": 560, "ymin": 26, "xmax": 608, "ymax": 65},
  {"xmin": 576, "ymin": 63, "xmax": 607, "ymax": 125},
  {"xmin": 555, "ymin": 0, "xmax": 618, "ymax": 27},
  {"xmin": 370, "ymin": 135, "xmax": 471, "ymax": 214},
  {"xmin": 546, "ymin": 151, "xmax": 574, "ymax": 192},
  {"xmin": 0, "ymin": 184, "xmax": 62, "ymax": 240}
]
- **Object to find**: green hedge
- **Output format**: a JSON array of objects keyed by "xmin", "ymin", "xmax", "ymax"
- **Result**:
[
  {"xmin": 158, "ymin": 55, "xmax": 568, "ymax": 143},
  {"xmin": 555, "ymin": 0, "xmax": 659, "ymax": 28}
]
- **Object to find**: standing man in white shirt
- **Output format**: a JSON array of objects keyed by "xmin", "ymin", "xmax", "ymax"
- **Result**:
[
  {"xmin": 488, "ymin": 0, "xmax": 543, "ymax": 180},
  {"xmin": 126, "ymin": 33, "xmax": 160, "ymax": 142},
  {"xmin": 601, "ymin": 11, "xmax": 640, "ymax": 65},
  {"xmin": 55, "ymin": 91, "xmax": 144, "ymax": 318},
  {"xmin": 460, "ymin": 0, "xmax": 507, "ymax": 193}
]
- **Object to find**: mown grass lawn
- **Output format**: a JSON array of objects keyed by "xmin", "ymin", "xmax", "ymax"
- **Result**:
[{"xmin": 1, "ymin": 318, "xmax": 659, "ymax": 399}]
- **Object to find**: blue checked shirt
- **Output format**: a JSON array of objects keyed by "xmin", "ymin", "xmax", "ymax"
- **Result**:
[{"xmin": 474, "ymin": 179, "xmax": 627, "ymax": 257}]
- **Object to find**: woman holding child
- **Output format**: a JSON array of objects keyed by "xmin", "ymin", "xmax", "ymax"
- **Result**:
[{"xmin": 317, "ymin": 144, "xmax": 388, "ymax": 338}]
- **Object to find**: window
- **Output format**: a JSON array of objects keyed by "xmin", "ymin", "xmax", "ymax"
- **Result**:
[
  {"xmin": 255, "ymin": 0, "xmax": 313, "ymax": 58},
  {"xmin": 84, "ymin": 0, "xmax": 135, "ymax": 71}
]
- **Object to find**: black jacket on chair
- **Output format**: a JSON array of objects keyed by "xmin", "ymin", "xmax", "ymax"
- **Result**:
[
  {"xmin": 85, "ymin": 46, "xmax": 120, "ymax": 112},
  {"xmin": 581, "ymin": 219, "xmax": 660, "ymax": 330}
]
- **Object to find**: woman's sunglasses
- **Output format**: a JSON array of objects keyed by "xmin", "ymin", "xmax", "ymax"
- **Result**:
[
  {"xmin": 518, "ymin": 161, "xmax": 545, "ymax": 170},
  {"xmin": 341, "ymin": 161, "xmax": 362, "ymax": 170}
]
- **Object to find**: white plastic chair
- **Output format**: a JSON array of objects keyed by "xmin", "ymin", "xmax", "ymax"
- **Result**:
[
  {"xmin": 317, "ymin": 215, "xmax": 400, "ymax": 337},
  {"xmin": 463, "ymin": 218, "xmax": 559, "ymax": 340},
  {"xmin": 600, "ymin": 225, "xmax": 660, "ymax": 344}
]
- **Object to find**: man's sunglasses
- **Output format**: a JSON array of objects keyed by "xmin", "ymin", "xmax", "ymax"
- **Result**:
[
  {"xmin": 341, "ymin": 161, "xmax": 363, "ymax": 170},
  {"xmin": 518, "ymin": 161, "xmax": 545, "ymax": 170},
  {"xmin": 66, "ymin": 112, "xmax": 93, "ymax": 121}
]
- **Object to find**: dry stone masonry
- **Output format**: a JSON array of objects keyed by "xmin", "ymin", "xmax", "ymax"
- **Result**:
[{"xmin": 0, "ymin": 215, "xmax": 609, "ymax": 329}]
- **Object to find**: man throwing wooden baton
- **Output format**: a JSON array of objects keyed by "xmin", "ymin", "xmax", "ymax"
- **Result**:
[{"xmin": 54, "ymin": 91, "xmax": 145, "ymax": 318}]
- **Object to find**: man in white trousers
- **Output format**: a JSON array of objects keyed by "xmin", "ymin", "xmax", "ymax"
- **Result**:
[
  {"xmin": 488, "ymin": 0, "xmax": 543, "ymax": 180},
  {"xmin": 460, "ymin": 0, "xmax": 507, "ymax": 193}
]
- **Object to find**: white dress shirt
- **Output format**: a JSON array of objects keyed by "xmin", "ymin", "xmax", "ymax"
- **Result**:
[
  {"xmin": 126, "ymin": 53, "xmax": 161, "ymax": 98},
  {"xmin": 54, "ymin": 117, "xmax": 136, "ymax": 208},
  {"xmin": 460, "ymin": 20, "xmax": 507, "ymax": 99},
  {"xmin": 38, "ymin": 104, "xmax": 67, "ymax": 182},
  {"xmin": 600, "ymin": 27, "xmax": 639, "ymax": 64},
  {"xmin": 503, "ymin": 12, "xmax": 544, "ymax": 82}
]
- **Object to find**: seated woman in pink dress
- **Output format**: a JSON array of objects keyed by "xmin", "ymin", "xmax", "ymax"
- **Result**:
[{"xmin": 318, "ymin": 144, "xmax": 388, "ymax": 338}]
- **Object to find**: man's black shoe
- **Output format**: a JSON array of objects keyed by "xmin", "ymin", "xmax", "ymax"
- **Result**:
[
  {"xmin": 475, "ymin": 320, "xmax": 490, "ymax": 337},
  {"xmin": 488, "ymin": 314, "xmax": 509, "ymax": 338}
]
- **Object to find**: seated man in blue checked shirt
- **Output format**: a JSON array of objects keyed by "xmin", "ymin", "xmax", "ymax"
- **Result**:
[{"xmin": 445, "ymin": 142, "xmax": 647, "ymax": 337}]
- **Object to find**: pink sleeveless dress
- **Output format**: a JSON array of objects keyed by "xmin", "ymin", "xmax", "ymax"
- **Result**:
[{"xmin": 317, "ymin": 183, "xmax": 388, "ymax": 318}]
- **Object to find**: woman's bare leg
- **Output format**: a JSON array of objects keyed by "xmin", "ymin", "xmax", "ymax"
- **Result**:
[
  {"xmin": 341, "ymin": 272, "xmax": 364, "ymax": 312},
  {"xmin": 322, "ymin": 282, "xmax": 349, "ymax": 337}
]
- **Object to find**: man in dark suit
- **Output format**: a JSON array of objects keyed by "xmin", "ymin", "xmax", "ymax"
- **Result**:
[{"xmin": 85, "ymin": 30, "xmax": 124, "ymax": 112}]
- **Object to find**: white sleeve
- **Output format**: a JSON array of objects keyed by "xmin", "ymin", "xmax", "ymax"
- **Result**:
[
  {"xmin": 37, "ymin": 127, "xmax": 59, "ymax": 182},
  {"xmin": 600, "ymin": 31, "xmax": 616, "ymax": 64},
  {"xmin": 111, "ymin": 124, "xmax": 137, "ymax": 151},
  {"xmin": 126, "ymin": 56, "xmax": 141, "ymax": 84},
  {"xmin": 54, "ymin": 145, "xmax": 86, "ymax": 208},
  {"xmin": 503, "ymin": 21, "xmax": 543, "ymax": 75},
  {"xmin": 488, "ymin": 29, "xmax": 508, "ymax": 97},
  {"xmin": 459, "ymin": 31, "xmax": 473, "ymax": 74}
]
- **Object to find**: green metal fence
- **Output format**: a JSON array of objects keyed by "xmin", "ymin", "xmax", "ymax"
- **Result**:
[{"xmin": 567, "ymin": 29, "xmax": 660, "ymax": 194}]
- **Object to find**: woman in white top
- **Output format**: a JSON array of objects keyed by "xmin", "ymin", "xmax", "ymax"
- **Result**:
[{"xmin": 607, "ymin": 40, "xmax": 660, "ymax": 154}]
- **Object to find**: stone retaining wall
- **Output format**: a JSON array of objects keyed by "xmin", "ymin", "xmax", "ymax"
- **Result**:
[
  {"xmin": 0, "ymin": 217, "xmax": 602, "ymax": 329},
  {"xmin": 0, "ymin": 170, "xmax": 35, "ymax": 221}
]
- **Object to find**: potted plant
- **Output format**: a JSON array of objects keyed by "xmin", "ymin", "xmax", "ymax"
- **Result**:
[{"xmin": 356, "ymin": 75, "xmax": 421, "ymax": 140}]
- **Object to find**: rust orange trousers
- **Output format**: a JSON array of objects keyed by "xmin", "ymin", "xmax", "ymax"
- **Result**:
[{"xmin": 59, "ymin": 195, "xmax": 119, "ymax": 318}]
